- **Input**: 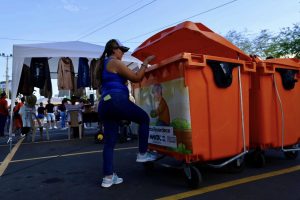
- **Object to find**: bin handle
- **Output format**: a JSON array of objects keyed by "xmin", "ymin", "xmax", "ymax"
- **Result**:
[
  {"xmin": 273, "ymin": 74, "xmax": 300, "ymax": 152},
  {"xmin": 208, "ymin": 151, "xmax": 248, "ymax": 168},
  {"xmin": 238, "ymin": 66, "xmax": 247, "ymax": 153},
  {"xmin": 208, "ymin": 65, "xmax": 248, "ymax": 168}
]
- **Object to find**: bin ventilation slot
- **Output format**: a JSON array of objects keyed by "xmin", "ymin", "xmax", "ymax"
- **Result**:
[
  {"xmin": 207, "ymin": 60, "xmax": 238, "ymax": 88},
  {"xmin": 276, "ymin": 69, "xmax": 298, "ymax": 90}
]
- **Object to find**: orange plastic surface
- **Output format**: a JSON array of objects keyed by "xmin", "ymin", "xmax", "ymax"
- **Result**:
[
  {"xmin": 132, "ymin": 53, "xmax": 254, "ymax": 162},
  {"xmin": 250, "ymin": 59, "xmax": 300, "ymax": 149},
  {"xmin": 132, "ymin": 21, "xmax": 252, "ymax": 64}
]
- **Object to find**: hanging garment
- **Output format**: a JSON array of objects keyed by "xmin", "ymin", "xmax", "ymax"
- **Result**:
[
  {"xmin": 90, "ymin": 58, "xmax": 100, "ymax": 89},
  {"xmin": 40, "ymin": 73, "xmax": 52, "ymax": 98},
  {"xmin": 73, "ymin": 76, "xmax": 85, "ymax": 97},
  {"xmin": 39, "ymin": 58, "xmax": 52, "ymax": 98},
  {"xmin": 18, "ymin": 64, "xmax": 34, "ymax": 96},
  {"xmin": 77, "ymin": 57, "xmax": 91, "ymax": 88},
  {"xmin": 57, "ymin": 57, "xmax": 75, "ymax": 91},
  {"xmin": 30, "ymin": 57, "xmax": 50, "ymax": 89}
]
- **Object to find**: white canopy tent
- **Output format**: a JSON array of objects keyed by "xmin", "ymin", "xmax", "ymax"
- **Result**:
[{"xmin": 8, "ymin": 41, "xmax": 141, "ymax": 147}]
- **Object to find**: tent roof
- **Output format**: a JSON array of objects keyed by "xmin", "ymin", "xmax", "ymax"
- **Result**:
[
  {"xmin": 13, "ymin": 41, "xmax": 103, "ymax": 58},
  {"xmin": 13, "ymin": 41, "xmax": 141, "ymax": 64}
]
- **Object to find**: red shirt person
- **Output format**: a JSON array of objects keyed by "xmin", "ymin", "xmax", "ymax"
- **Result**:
[
  {"xmin": 0, "ymin": 92, "xmax": 9, "ymax": 137},
  {"xmin": 13, "ymin": 97, "xmax": 25, "ymax": 131}
]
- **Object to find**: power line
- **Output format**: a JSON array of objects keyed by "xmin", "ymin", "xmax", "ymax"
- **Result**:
[
  {"xmin": 76, "ymin": 0, "xmax": 158, "ymax": 40},
  {"xmin": 75, "ymin": 0, "xmax": 146, "ymax": 39},
  {"xmin": 123, "ymin": 0, "xmax": 239, "ymax": 43}
]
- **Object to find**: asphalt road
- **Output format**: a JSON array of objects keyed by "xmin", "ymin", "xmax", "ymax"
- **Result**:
[{"xmin": 0, "ymin": 129, "xmax": 299, "ymax": 200}]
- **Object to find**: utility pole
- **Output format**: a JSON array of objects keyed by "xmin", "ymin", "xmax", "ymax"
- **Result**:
[{"xmin": 1, "ymin": 53, "xmax": 12, "ymax": 99}]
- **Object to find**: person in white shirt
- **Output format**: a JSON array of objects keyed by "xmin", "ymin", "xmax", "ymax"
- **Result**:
[{"xmin": 19, "ymin": 102, "xmax": 41, "ymax": 137}]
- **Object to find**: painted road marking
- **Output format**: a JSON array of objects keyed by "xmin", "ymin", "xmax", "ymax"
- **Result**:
[
  {"xmin": 0, "ymin": 136, "xmax": 95, "ymax": 147},
  {"xmin": 156, "ymin": 164, "xmax": 300, "ymax": 200},
  {"xmin": 4, "ymin": 146, "xmax": 138, "ymax": 164},
  {"xmin": 0, "ymin": 137, "xmax": 24, "ymax": 176}
]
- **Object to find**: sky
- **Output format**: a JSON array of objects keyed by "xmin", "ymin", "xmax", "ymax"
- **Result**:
[{"xmin": 0, "ymin": 0, "xmax": 299, "ymax": 96}]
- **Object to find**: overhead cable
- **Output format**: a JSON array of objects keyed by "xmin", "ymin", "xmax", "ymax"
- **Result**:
[
  {"xmin": 77, "ymin": 0, "xmax": 157, "ymax": 40},
  {"xmin": 75, "ymin": 0, "xmax": 146, "ymax": 40},
  {"xmin": 123, "ymin": 0, "xmax": 239, "ymax": 43}
]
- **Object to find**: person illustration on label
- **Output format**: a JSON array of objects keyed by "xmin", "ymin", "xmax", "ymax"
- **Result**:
[{"xmin": 150, "ymin": 83, "xmax": 170, "ymax": 126}]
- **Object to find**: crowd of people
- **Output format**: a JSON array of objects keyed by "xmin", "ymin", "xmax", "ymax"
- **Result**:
[{"xmin": 0, "ymin": 93, "xmax": 96, "ymax": 138}]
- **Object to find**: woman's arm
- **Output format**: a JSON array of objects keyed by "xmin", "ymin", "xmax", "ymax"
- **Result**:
[{"xmin": 108, "ymin": 55, "xmax": 155, "ymax": 83}]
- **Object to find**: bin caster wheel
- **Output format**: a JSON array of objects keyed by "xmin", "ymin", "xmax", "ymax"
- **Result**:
[
  {"xmin": 184, "ymin": 165, "xmax": 202, "ymax": 189},
  {"xmin": 284, "ymin": 144, "xmax": 299, "ymax": 160},
  {"xmin": 284, "ymin": 151, "xmax": 298, "ymax": 160},
  {"xmin": 227, "ymin": 156, "xmax": 245, "ymax": 173},
  {"xmin": 252, "ymin": 150, "xmax": 266, "ymax": 168}
]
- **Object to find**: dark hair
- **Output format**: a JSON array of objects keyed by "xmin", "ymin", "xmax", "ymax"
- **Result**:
[
  {"xmin": 1, "ymin": 92, "xmax": 6, "ymax": 98},
  {"xmin": 94, "ymin": 39, "xmax": 119, "ymax": 86}
]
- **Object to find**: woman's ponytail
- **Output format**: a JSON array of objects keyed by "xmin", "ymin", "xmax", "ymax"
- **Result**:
[
  {"xmin": 94, "ymin": 50, "xmax": 106, "ymax": 87},
  {"xmin": 94, "ymin": 39, "xmax": 118, "ymax": 88}
]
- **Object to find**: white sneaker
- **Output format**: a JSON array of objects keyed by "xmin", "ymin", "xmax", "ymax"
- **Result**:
[
  {"xmin": 54, "ymin": 126, "xmax": 58, "ymax": 129},
  {"xmin": 49, "ymin": 127, "xmax": 53, "ymax": 130},
  {"xmin": 136, "ymin": 152, "xmax": 157, "ymax": 162},
  {"xmin": 101, "ymin": 173, "xmax": 123, "ymax": 188},
  {"xmin": 20, "ymin": 133, "xmax": 26, "ymax": 138}
]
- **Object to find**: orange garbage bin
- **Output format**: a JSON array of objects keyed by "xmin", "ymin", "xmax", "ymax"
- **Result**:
[
  {"xmin": 132, "ymin": 21, "xmax": 256, "ymax": 188},
  {"xmin": 249, "ymin": 57, "xmax": 300, "ymax": 167}
]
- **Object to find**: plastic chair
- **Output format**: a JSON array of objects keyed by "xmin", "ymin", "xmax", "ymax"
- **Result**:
[
  {"xmin": 67, "ymin": 110, "xmax": 82, "ymax": 139},
  {"xmin": 31, "ymin": 118, "xmax": 49, "ymax": 142},
  {"xmin": 24, "ymin": 111, "xmax": 48, "ymax": 142}
]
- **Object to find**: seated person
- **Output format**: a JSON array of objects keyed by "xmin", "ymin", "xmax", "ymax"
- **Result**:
[{"xmin": 37, "ymin": 102, "xmax": 45, "ymax": 125}]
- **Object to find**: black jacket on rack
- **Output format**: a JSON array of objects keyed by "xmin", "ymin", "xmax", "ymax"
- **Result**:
[
  {"xmin": 30, "ymin": 57, "xmax": 50, "ymax": 89},
  {"xmin": 18, "ymin": 64, "xmax": 34, "ymax": 96},
  {"xmin": 77, "ymin": 57, "xmax": 91, "ymax": 88}
]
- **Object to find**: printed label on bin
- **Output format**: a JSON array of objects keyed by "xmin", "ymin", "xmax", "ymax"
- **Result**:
[
  {"xmin": 134, "ymin": 78, "xmax": 193, "ymax": 153},
  {"xmin": 149, "ymin": 126, "xmax": 177, "ymax": 148}
]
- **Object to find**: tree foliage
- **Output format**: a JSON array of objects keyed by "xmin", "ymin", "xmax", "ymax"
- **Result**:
[{"xmin": 225, "ymin": 23, "xmax": 300, "ymax": 59}]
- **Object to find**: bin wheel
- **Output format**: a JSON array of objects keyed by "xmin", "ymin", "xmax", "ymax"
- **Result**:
[
  {"xmin": 227, "ymin": 156, "xmax": 246, "ymax": 173},
  {"xmin": 184, "ymin": 165, "xmax": 202, "ymax": 189},
  {"xmin": 284, "ymin": 144, "xmax": 299, "ymax": 160},
  {"xmin": 94, "ymin": 132, "xmax": 104, "ymax": 143},
  {"xmin": 284, "ymin": 151, "xmax": 298, "ymax": 160},
  {"xmin": 252, "ymin": 150, "xmax": 266, "ymax": 168}
]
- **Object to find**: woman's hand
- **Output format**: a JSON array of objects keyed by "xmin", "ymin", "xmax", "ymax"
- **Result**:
[
  {"xmin": 143, "ymin": 55, "xmax": 156, "ymax": 65},
  {"xmin": 109, "ymin": 55, "xmax": 156, "ymax": 83}
]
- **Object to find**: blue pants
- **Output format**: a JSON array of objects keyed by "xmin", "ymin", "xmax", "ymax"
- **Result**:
[
  {"xmin": 60, "ymin": 111, "xmax": 66, "ymax": 128},
  {"xmin": 98, "ymin": 93, "xmax": 150, "ymax": 176}
]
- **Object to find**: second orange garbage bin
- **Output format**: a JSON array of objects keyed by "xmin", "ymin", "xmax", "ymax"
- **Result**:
[{"xmin": 249, "ymin": 57, "xmax": 300, "ymax": 167}]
